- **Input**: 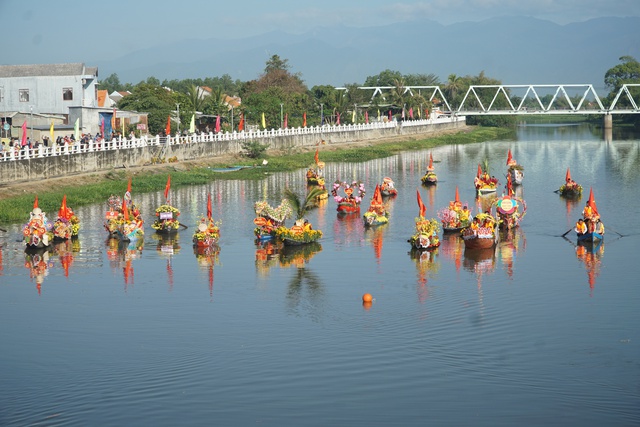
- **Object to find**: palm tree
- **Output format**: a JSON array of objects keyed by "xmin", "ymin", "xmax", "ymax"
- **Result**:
[
  {"xmin": 445, "ymin": 74, "xmax": 464, "ymax": 107},
  {"xmin": 283, "ymin": 187, "xmax": 324, "ymax": 223}
]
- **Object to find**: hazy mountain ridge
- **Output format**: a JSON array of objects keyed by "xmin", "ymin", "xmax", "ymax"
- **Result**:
[{"xmin": 95, "ymin": 16, "xmax": 640, "ymax": 90}]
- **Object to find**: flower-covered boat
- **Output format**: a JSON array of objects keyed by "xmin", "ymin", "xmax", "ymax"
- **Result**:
[
  {"xmin": 253, "ymin": 198, "xmax": 292, "ymax": 241},
  {"xmin": 104, "ymin": 194, "xmax": 122, "ymax": 236},
  {"xmin": 437, "ymin": 186, "xmax": 471, "ymax": 233},
  {"xmin": 104, "ymin": 178, "xmax": 143, "ymax": 242},
  {"xmin": 558, "ymin": 167, "xmax": 583, "ymax": 198},
  {"xmin": 193, "ymin": 193, "xmax": 221, "ymax": 248},
  {"xmin": 52, "ymin": 195, "xmax": 80, "ymax": 241},
  {"xmin": 332, "ymin": 180, "xmax": 365, "ymax": 214},
  {"xmin": 461, "ymin": 211, "xmax": 499, "ymax": 250},
  {"xmin": 23, "ymin": 196, "xmax": 54, "ymax": 251},
  {"xmin": 408, "ymin": 190, "xmax": 441, "ymax": 251},
  {"xmin": 474, "ymin": 161, "xmax": 498, "ymax": 196},
  {"xmin": 152, "ymin": 176, "xmax": 181, "ymax": 235},
  {"xmin": 506, "ymin": 149, "xmax": 524, "ymax": 186},
  {"xmin": 306, "ymin": 149, "xmax": 329, "ymax": 201},
  {"xmin": 363, "ymin": 184, "xmax": 389, "ymax": 227},
  {"xmin": 380, "ymin": 177, "xmax": 398, "ymax": 197},
  {"xmin": 494, "ymin": 173, "xmax": 527, "ymax": 230},
  {"xmin": 274, "ymin": 187, "xmax": 323, "ymax": 246},
  {"xmin": 421, "ymin": 152, "xmax": 438, "ymax": 185},
  {"xmin": 574, "ymin": 188, "xmax": 604, "ymax": 244}
]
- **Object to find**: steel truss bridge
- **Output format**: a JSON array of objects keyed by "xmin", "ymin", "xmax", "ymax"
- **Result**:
[{"xmin": 341, "ymin": 84, "xmax": 640, "ymax": 116}]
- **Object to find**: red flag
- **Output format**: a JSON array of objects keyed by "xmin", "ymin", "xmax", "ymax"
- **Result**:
[
  {"xmin": 100, "ymin": 116, "xmax": 105, "ymax": 138},
  {"xmin": 409, "ymin": 107, "xmax": 414, "ymax": 119},
  {"xmin": 303, "ymin": 112, "xmax": 307, "ymax": 127},
  {"xmin": 388, "ymin": 110, "xmax": 392, "ymax": 121},
  {"xmin": 365, "ymin": 110, "xmax": 369, "ymax": 124},
  {"xmin": 417, "ymin": 189, "xmax": 426, "ymax": 218},
  {"xmin": 455, "ymin": 186, "xmax": 460, "ymax": 204},
  {"xmin": 207, "ymin": 193, "xmax": 212, "ymax": 219},
  {"xmin": 587, "ymin": 187, "xmax": 599, "ymax": 217},
  {"xmin": 477, "ymin": 164, "xmax": 482, "ymax": 178},
  {"xmin": 238, "ymin": 113, "xmax": 244, "ymax": 131},
  {"xmin": 127, "ymin": 177, "xmax": 132, "ymax": 194},
  {"xmin": 314, "ymin": 149, "xmax": 319, "ymax": 164},
  {"xmin": 506, "ymin": 149, "xmax": 513, "ymax": 166},
  {"xmin": 112, "ymin": 107, "xmax": 117, "ymax": 129},
  {"xmin": 122, "ymin": 198, "xmax": 129, "ymax": 221},
  {"xmin": 428, "ymin": 152, "xmax": 434, "ymax": 170},
  {"xmin": 165, "ymin": 115, "xmax": 171, "ymax": 135},
  {"xmin": 58, "ymin": 195, "xmax": 68, "ymax": 218},
  {"xmin": 215, "ymin": 115, "xmax": 221, "ymax": 133},
  {"xmin": 164, "ymin": 175, "xmax": 171, "ymax": 201},
  {"xmin": 507, "ymin": 172, "xmax": 514, "ymax": 196},
  {"xmin": 34, "ymin": 195, "xmax": 39, "ymax": 209},
  {"xmin": 284, "ymin": 113, "xmax": 288, "ymax": 129},
  {"xmin": 21, "ymin": 121, "xmax": 27, "ymax": 147},
  {"xmin": 565, "ymin": 168, "xmax": 571, "ymax": 183},
  {"xmin": 336, "ymin": 112, "xmax": 341, "ymax": 125},
  {"xmin": 374, "ymin": 184, "xmax": 383, "ymax": 205}
]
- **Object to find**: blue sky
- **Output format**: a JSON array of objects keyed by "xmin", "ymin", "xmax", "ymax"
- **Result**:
[{"xmin": 2, "ymin": 0, "xmax": 639, "ymax": 66}]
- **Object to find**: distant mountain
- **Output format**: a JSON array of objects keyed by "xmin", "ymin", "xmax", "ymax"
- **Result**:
[{"xmin": 94, "ymin": 16, "xmax": 640, "ymax": 91}]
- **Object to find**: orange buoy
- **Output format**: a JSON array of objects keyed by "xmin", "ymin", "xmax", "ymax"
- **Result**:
[{"xmin": 362, "ymin": 293, "xmax": 373, "ymax": 303}]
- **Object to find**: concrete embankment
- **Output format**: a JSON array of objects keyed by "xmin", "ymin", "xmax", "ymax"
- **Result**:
[{"xmin": 0, "ymin": 120, "xmax": 466, "ymax": 183}]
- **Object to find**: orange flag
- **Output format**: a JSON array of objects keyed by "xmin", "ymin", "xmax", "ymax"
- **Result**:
[
  {"xmin": 122, "ymin": 198, "xmax": 129, "ymax": 221},
  {"xmin": 428, "ymin": 152, "xmax": 434, "ymax": 170},
  {"xmin": 164, "ymin": 175, "xmax": 171, "ymax": 201},
  {"xmin": 58, "ymin": 195, "xmax": 68, "ymax": 218},
  {"xmin": 34, "ymin": 195, "xmax": 39, "ymax": 209},
  {"xmin": 238, "ymin": 113, "xmax": 245, "ymax": 131},
  {"xmin": 303, "ymin": 112, "xmax": 307, "ymax": 127},
  {"xmin": 477, "ymin": 164, "xmax": 482, "ymax": 177},
  {"xmin": 506, "ymin": 149, "xmax": 513, "ymax": 166},
  {"xmin": 207, "ymin": 193, "xmax": 212, "ymax": 219},
  {"xmin": 417, "ymin": 189, "xmax": 426, "ymax": 218},
  {"xmin": 565, "ymin": 167, "xmax": 571, "ymax": 183},
  {"xmin": 314, "ymin": 149, "xmax": 319, "ymax": 164},
  {"xmin": 455, "ymin": 186, "xmax": 460, "ymax": 204},
  {"xmin": 374, "ymin": 184, "xmax": 383, "ymax": 205},
  {"xmin": 587, "ymin": 187, "xmax": 599, "ymax": 217},
  {"xmin": 165, "ymin": 115, "xmax": 171, "ymax": 135}
]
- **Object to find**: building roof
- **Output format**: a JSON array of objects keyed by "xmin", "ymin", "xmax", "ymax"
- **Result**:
[{"xmin": 0, "ymin": 63, "xmax": 98, "ymax": 78}]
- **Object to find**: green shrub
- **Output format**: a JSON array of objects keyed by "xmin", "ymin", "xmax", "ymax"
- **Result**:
[{"xmin": 241, "ymin": 140, "xmax": 269, "ymax": 158}]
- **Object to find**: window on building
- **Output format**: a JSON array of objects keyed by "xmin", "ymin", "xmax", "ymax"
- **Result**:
[
  {"xmin": 63, "ymin": 88, "xmax": 73, "ymax": 101},
  {"xmin": 19, "ymin": 89, "xmax": 29, "ymax": 102}
]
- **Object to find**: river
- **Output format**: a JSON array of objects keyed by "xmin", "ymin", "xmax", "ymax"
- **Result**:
[{"xmin": 0, "ymin": 122, "xmax": 639, "ymax": 426}]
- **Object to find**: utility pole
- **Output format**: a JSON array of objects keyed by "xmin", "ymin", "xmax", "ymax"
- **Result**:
[
  {"xmin": 176, "ymin": 103, "xmax": 180, "ymax": 134},
  {"xmin": 280, "ymin": 103, "xmax": 283, "ymax": 128}
]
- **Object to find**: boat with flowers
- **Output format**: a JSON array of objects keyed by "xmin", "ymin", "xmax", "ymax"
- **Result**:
[
  {"xmin": 152, "ymin": 176, "xmax": 181, "ymax": 235},
  {"xmin": 363, "ymin": 184, "xmax": 389, "ymax": 227},
  {"xmin": 253, "ymin": 198, "xmax": 292, "ymax": 241},
  {"xmin": 274, "ymin": 187, "xmax": 324, "ymax": 246},
  {"xmin": 332, "ymin": 180, "xmax": 366, "ymax": 214},
  {"xmin": 506, "ymin": 149, "xmax": 524, "ymax": 186},
  {"xmin": 380, "ymin": 177, "xmax": 398, "ymax": 197},
  {"xmin": 461, "ymin": 212, "xmax": 499, "ymax": 250},
  {"xmin": 306, "ymin": 150, "xmax": 329, "ymax": 201},
  {"xmin": 52, "ymin": 195, "xmax": 80, "ymax": 241},
  {"xmin": 193, "ymin": 193, "xmax": 221, "ymax": 248},
  {"xmin": 474, "ymin": 161, "xmax": 498, "ymax": 196},
  {"xmin": 421, "ymin": 153, "xmax": 438, "ymax": 185},
  {"xmin": 23, "ymin": 196, "xmax": 54, "ymax": 251},
  {"xmin": 104, "ymin": 178, "xmax": 143, "ymax": 241},
  {"xmin": 408, "ymin": 190, "xmax": 441, "ymax": 251},
  {"xmin": 493, "ymin": 173, "xmax": 527, "ymax": 230},
  {"xmin": 437, "ymin": 186, "xmax": 471, "ymax": 233},
  {"xmin": 574, "ymin": 188, "xmax": 604, "ymax": 244},
  {"xmin": 558, "ymin": 167, "xmax": 583, "ymax": 198}
]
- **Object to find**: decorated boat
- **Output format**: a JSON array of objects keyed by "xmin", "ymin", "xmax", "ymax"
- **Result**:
[
  {"xmin": 558, "ymin": 167, "xmax": 583, "ymax": 198},
  {"xmin": 23, "ymin": 196, "xmax": 54, "ymax": 251},
  {"xmin": 253, "ymin": 198, "xmax": 292, "ymax": 241},
  {"xmin": 421, "ymin": 152, "xmax": 438, "ymax": 185},
  {"xmin": 506, "ymin": 149, "xmax": 524, "ymax": 186},
  {"xmin": 461, "ymin": 211, "xmax": 499, "ymax": 250},
  {"xmin": 151, "ymin": 176, "xmax": 181, "ymax": 235},
  {"xmin": 116, "ymin": 197, "xmax": 144, "ymax": 242},
  {"xmin": 52, "ymin": 195, "xmax": 80, "ymax": 241},
  {"xmin": 437, "ymin": 186, "xmax": 471, "ymax": 233},
  {"xmin": 193, "ymin": 193, "xmax": 221, "ymax": 248},
  {"xmin": 408, "ymin": 189, "xmax": 441, "ymax": 251},
  {"xmin": 574, "ymin": 188, "xmax": 604, "ymax": 244},
  {"xmin": 493, "ymin": 173, "xmax": 527, "ymax": 230},
  {"xmin": 274, "ymin": 187, "xmax": 324, "ymax": 246},
  {"xmin": 104, "ymin": 194, "xmax": 122, "ymax": 236},
  {"xmin": 363, "ymin": 184, "xmax": 389, "ymax": 227},
  {"xmin": 474, "ymin": 160, "xmax": 498, "ymax": 196},
  {"xmin": 306, "ymin": 149, "xmax": 329, "ymax": 200},
  {"xmin": 380, "ymin": 177, "xmax": 398, "ymax": 197},
  {"xmin": 332, "ymin": 180, "xmax": 366, "ymax": 214}
]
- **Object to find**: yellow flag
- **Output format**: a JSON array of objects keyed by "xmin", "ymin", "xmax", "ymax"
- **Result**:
[
  {"xmin": 261, "ymin": 112, "xmax": 266, "ymax": 129},
  {"xmin": 377, "ymin": 109, "xmax": 380, "ymax": 119},
  {"xmin": 50, "ymin": 121, "xmax": 54, "ymax": 142},
  {"xmin": 74, "ymin": 118, "xmax": 80, "ymax": 141},
  {"xmin": 189, "ymin": 114, "xmax": 195, "ymax": 133},
  {"xmin": 352, "ymin": 109, "xmax": 356, "ymax": 123}
]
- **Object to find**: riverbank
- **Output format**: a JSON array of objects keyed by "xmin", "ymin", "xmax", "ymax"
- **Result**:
[{"xmin": 0, "ymin": 125, "xmax": 513, "ymax": 224}]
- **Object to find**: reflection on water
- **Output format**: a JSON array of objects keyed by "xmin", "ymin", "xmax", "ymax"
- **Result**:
[
  {"xmin": 53, "ymin": 238, "xmax": 80, "ymax": 278},
  {"xmin": 365, "ymin": 225, "xmax": 387, "ymax": 262},
  {"xmin": 23, "ymin": 249, "xmax": 54, "ymax": 294},
  {"xmin": 575, "ymin": 240, "xmax": 605, "ymax": 293},
  {"xmin": 194, "ymin": 244, "xmax": 220, "ymax": 299},
  {"xmin": 497, "ymin": 228, "xmax": 526, "ymax": 279},
  {"xmin": 106, "ymin": 237, "xmax": 144, "ymax": 288},
  {"xmin": 408, "ymin": 247, "xmax": 440, "ymax": 303}
]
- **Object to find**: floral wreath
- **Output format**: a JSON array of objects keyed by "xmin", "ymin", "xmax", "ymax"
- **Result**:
[
  {"xmin": 254, "ymin": 200, "xmax": 292, "ymax": 223},
  {"xmin": 331, "ymin": 180, "xmax": 366, "ymax": 203}
]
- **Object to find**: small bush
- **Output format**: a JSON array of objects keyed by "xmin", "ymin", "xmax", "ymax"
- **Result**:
[{"xmin": 241, "ymin": 140, "xmax": 269, "ymax": 159}]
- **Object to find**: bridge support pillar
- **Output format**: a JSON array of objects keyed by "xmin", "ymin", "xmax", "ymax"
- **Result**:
[{"xmin": 603, "ymin": 114, "xmax": 612, "ymax": 129}]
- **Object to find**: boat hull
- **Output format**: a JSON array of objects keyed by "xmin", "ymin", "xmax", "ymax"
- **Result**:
[
  {"xmin": 337, "ymin": 203, "xmax": 360, "ymax": 214},
  {"xmin": 577, "ymin": 232, "xmax": 603, "ymax": 244}
]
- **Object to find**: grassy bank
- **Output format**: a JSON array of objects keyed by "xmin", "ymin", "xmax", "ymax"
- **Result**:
[{"xmin": 0, "ymin": 126, "xmax": 513, "ymax": 225}]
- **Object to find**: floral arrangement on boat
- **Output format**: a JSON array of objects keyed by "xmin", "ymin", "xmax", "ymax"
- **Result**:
[
  {"xmin": 193, "ymin": 193, "xmax": 221, "ymax": 247},
  {"xmin": 506, "ymin": 149, "xmax": 524, "ymax": 186},
  {"xmin": 253, "ymin": 199, "xmax": 293, "ymax": 240},
  {"xmin": 437, "ymin": 186, "xmax": 471, "ymax": 232},
  {"xmin": 494, "ymin": 174, "xmax": 527, "ymax": 230},
  {"xmin": 53, "ymin": 195, "xmax": 80, "ymax": 241},
  {"xmin": 274, "ymin": 187, "xmax": 324, "ymax": 246},
  {"xmin": 332, "ymin": 180, "xmax": 366, "ymax": 213},
  {"xmin": 23, "ymin": 196, "xmax": 54, "ymax": 250},
  {"xmin": 461, "ymin": 212, "xmax": 498, "ymax": 249},
  {"xmin": 104, "ymin": 194, "xmax": 123, "ymax": 235},
  {"xmin": 474, "ymin": 160, "xmax": 498, "ymax": 196},
  {"xmin": 558, "ymin": 167, "xmax": 583, "ymax": 198},
  {"xmin": 409, "ymin": 190, "xmax": 441, "ymax": 250},
  {"xmin": 363, "ymin": 184, "xmax": 389, "ymax": 227},
  {"xmin": 306, "ymin": 149, "xmax": 326, "ymax": 187},
  {"xmin": 115, "ymin": 197, "xmax": 144, "ymax": 242},
  {"xmin": 421, "ymin": 152, "xmax": 438, "ymax": 185},
  {"xmin": 151, "ymin": 204, "xmax": 181, "ymax": 233},
  {"xmin": 380, "ymin": 177, "xmax": 398, "ymax": 197}
]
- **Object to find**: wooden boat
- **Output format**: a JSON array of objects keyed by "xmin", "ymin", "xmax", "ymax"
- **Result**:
[
  {"xmin": 363, "ymin": 184, "xmax": 389, "ymax": 227},
  {"xmin": 461, "ymin": 212, "xmax": 499, "ymax": 250},
  {"xmin": 332, "ymin": 180, "xmax": 365, "ymax": 214},
  {"xmin": 152, "ymin": 176, "xmax": 181, "ymax": 235},
  {"xmin": 52, "ymin": 195, "xmax": 80, "ymax": 241},
  {"xmin": 380, "ymin": 177, "xmax": 398, "ymax": 197},
  {"xmin": 574, "ymin": 188, "xmax": 604, "ymax": 244},
  {"xmin": 116, "ymin": 198, "xmax": 144, "ymax": 242},
  {"xmin": 558, "ymin": 168, "xmax": 583, "ymax": 198},
  {"xmin": 23, "ymin": 197, "xmax": 54, "ymax": 251},
  {"xmin": 409, "ymin": 190, "xmax": 441, "ymax": 250},
  {"xmin": 192, "ymin": 193, "xmax": 220, "ymax": 247},
  {"xmin": 253, "ymin": 199, "xmax": 292, "ymax": 241},
  {"xmin": 275, "ymin": 188, "xmax": 324, "ymax": 246},
  {"xmin": 474, "ymin": 162, "xmax": 498, "ymax": 196},
  {"xmin": 438, "ymin": 186, "xmax": 471, "ymax": 233},
  {"xmin": 494, "ymin": 174, "xmax": 527, "ymax": 230},
  {"xmin": 421, "ymin": 152, "xmax": 438, "ymax": 185},
  {"xmin": 506, "ymin": 149, "xmax": 524, "ymax": 186},
  {"xmin": 306, "ymin": 149, "xmax": 326, "ymax": 186}
]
